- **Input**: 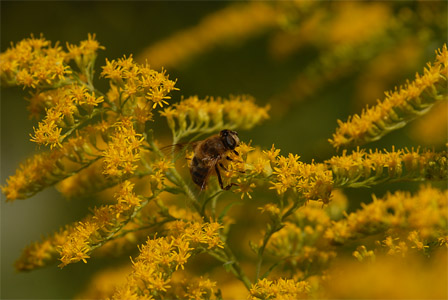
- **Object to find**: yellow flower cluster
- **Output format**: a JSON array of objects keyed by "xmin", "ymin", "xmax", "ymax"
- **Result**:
[
  {"xmin": 1, "ymin": 128, "xmax": 101, "ymax": 201},
  {"xmin": 260, "ymin": 185, "xmax": 446, "ymax": 281},
  {"xmin": 0, "ymin": 34, "xmax": 70, "ymax": 88},
  {"xmin": 330, "ymin": 44, "xmax": 448, "ymax": 148},
  {"xmin": 0, "ymin": 33, "xmax": 104, "ymax": 89},
  {"xmin": 75, "ymin": 265, "xmax": 132, "ymax": 299},
  {"xmin": 1, "ymin": 150, "xmax": 66, "ymax": 201},
  {"xmin": 182, "ymin": 276, "xmax": 218, "ymax": 300},
  {"xmin": 226, "ymin": 144, "xmax": 333, "ymax": 203},
  {"xmin": 0, "ymin": 34, "xmax": 107, "ymax": 148},
  {"xmin": 15, "ymin": 181, "xmax": 143, "ymax": 270},
  {"xmin": 266, "ymin": 203, "xmax": 337, "ymax": 276},
  {"xmin": 102, "ymin": 118, "xmax": 144, "ymax": 177},
  {"xmin": 327, "ymin": 147, "xmax": 448, "ymax": 188},
  {"xmin": 29, "ymin": 84, "xmax": 104, "ymax": 148},
  {"xmin": 249, "ymin": 278, "xmax": 310, "ymax": 300},
  {"xmin": 160, "ymin": 95, "xmax": 270, "ymax": 143},
  {"xmin": 352, "ymin": 245, "xmax": 375, "ymax": 262},
  {"xmin": 57, "ymin": 180, "xmax": 143, "ymax": 267},
  {"xmin": 101, "ymin": 55, "xmax": 178, "ymax": 111},
  {"xmin": 112, "ymin": 220, "xmax": 223, "ymax": 299},
  {"xmin": 56, "ymin": 160, "xmax": 106, "ymax": 199},
  {"xmin": 270, "ymin": 153, "xmax": 334, "ymax": 203},
  {"xmin": 324, "ymin": 185, "xmax": 447, "ymax": 244},
  {"xmin": 226, "ymin": 145, "xmax": 446, "ymax": 205},
  {"xmin": 65, "ymin": 33, "xmax": 105, "ymax": 71}
]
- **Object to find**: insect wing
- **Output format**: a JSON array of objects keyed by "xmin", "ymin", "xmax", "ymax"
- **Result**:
[{"xmin": 160, "ymin": 142, "xmax": 198, "ymax": 159}]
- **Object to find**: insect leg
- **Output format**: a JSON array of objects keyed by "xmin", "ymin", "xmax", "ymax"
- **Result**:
[
  {"xmin": 215, "ymin": 164, "xmax": 238, "ymax": 190},
  {"xmin": 215, "ymin": 164, "xmax": 225, "ymax": 190}
]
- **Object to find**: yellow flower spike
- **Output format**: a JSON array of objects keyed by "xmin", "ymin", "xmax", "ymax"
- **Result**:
[
  {"xmin": 112, "ymin": 221, "xmax": 223, "ymax": 299},
  {"xmin": 327, "ymin": 147, "xmax": 448, "ymax": 189},
  {"xmin": 102, "ymin": 119, "xmax": 143, "ymax": 178},
  {"xmin": 325, "ymin": 186, "xmax": 448, "ymax": 245},
  {"xmin": 0, "ymin": 34, "xmax": 100, "ymax": 90},
  {"xmin": 183, "ymin": 276, "xmax": 217, "ymax": 300},
  {"xmin": 101, "ymin": 54, "xmax": 177, "ymax": 113},
  {"xmin": 330, "ymin": 44, "xmax": 448, "ymax": 148},
  {"xmin": 263, "ymin": 144, "xmax": 281, "ymax": 162},
  {"xmin": 249, "ymin": 278, "xmax": 310, "ymax": 300},
  {"xmin": 160, "ymin": 95, "xmax": 269, "ymax": 142}
]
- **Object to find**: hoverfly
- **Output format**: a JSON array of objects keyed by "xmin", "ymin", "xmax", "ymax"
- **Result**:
[{"xmin": 163, "ymin": 129, "xmax": 241, "ymax": 190}]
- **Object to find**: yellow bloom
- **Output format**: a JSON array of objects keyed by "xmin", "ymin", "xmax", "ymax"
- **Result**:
[
  {"xmin": 324, "ymin": 185, "xmax": 448, "ymax": 244},
  {"xmin": 160, "ymin": 95, "xmax": 269, "ymax": 143},
  {"xmin": 184, "ymin": 276, "xmax": 217, "ymax": 300},
  {"xmin": 234, "ymin": 178, "xmax": 256, "ymax": 200},
  {"xmin": 101, "ymin": 55, "xmax": 178, "ymax": 111},
  {"xmin": 249, "ymin": 278, "xmax": 310, "ymax": 300},
  {"xmin": 328, "ymin": 147, "xmax": 448, "ymax": 188},
  {"xmin": 330, "ymin": 44, "xmax": 448, "ymax": 148},
  {"xmin": 112, "ymin": 221, "xmax": 223, "ymax": 298},
  {"xmin": 102, "ymin": 118, "xmax": 143, "ymax": 177},
  {"xmin": 2, "ymin": 128, "xmax": 100, "ymax": 201}
]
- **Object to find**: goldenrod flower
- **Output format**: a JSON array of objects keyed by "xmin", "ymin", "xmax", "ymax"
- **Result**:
[
  {"xmin": 160, "ymin": 95, "xmax": 269, "ymax": 143},
  {"xmin": 182, "ymin": 276, "xmax": 217, "ymax": 300},
  {"xmin": 330, "ymin": 44, "xmax": 448, "ymax": 148},
  {"xmin": 101, "ymin": 55, "xmax": 178, "ymax": 112},
  {"xmin": 327, "ymin": 147, "xmax": 448, "ymax": 188},
  {"xmin": 102, "ymin": 118, "xmax": 143, "ymax": 177},
  {"xmin": 65, "ymin": 33, "xmax": 105, "ymax": 70},
  {"xmin": 2, "ymin": 129, "xmax": 101, "ymax": 201},
  {"xmin": 0, "ymin": 34, "xmax": 70, "ymax": 88},
  {"xmin": 249, "ymin": 278, "xmax": 310, "ymax": 300},
  {"xmin": 112, "ymin": 220, "xmax": 223, "ymax": 299},
  {"xmin": 324, "ymin": 185, "xmax": 448, "ymax": 244},
  {"xmin": 268, "ymin": 152, "xmax": 334, "ymax": 203},
  {"xmin": 14, "ymin": 180, "xmax": 145, "ymax": 270},
  {"xmin": 4, "ymin": 33, "xmax": 447, "ymax": 300},
  {"xmin": 233, "ymin": 178, "xmax": 256, "ymax": 200}
]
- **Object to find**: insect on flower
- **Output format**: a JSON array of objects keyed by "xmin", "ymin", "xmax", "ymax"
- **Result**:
[{"xmin": 164, "ymin": 129, "xmax": 241, "ymax": 190}]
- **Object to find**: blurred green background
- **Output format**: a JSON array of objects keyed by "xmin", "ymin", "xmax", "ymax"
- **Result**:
[{"xmin": 1, "ymin": 1, "xmax": 447, "ymax": 299}]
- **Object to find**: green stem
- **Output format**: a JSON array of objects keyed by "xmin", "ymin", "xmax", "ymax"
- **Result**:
[
  {"xmin": 254, "ymin": 198, "xmax": 303, "ymax": 281},
  {"xmin": 210, "ymin": 246, "xmax": 252, "ymax": 290}
]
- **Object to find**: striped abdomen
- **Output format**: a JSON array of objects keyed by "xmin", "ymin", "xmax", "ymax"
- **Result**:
[{"xmin": 190, "ymin": 156, "xmax": 211, "ymax": 189}]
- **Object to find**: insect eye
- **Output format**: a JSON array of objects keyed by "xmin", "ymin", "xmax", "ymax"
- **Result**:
[
  {"xmin": 225, "ymin": 136, "xmax": 236, "ymax": 149},
  {"xmin": 221, "ymin": 130, "xmax": 229, "ymax": 137}
]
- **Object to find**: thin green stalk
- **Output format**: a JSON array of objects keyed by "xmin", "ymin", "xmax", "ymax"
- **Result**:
[{"xmin": 254, "ymin": 198, "xmax": 303, "ymax": 281}]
